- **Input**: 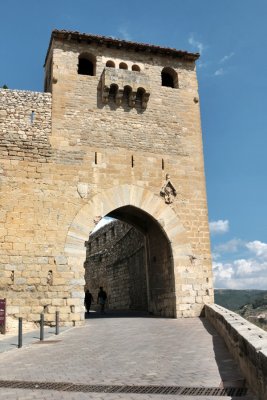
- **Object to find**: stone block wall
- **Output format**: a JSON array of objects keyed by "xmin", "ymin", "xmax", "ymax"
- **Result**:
[
  {"xmin": 84, "ymin": 220, "xmax": 147, "ymax": 311},
  {"xmin": 0, "ymin": 89, "xmax": 52, "ymax": 161},
  {"xmin": 205, "ymin": 304, "xmax": 267, "ymax": 400}
]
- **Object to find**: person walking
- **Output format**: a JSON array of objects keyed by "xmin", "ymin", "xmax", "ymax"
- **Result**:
[
  {"xmin": 97, "ymin": 286, "xmax": 107, "ymax": 314},
  {"xmin": 84, "ymin": 289, "xmax": 94, "ymax": 314}
]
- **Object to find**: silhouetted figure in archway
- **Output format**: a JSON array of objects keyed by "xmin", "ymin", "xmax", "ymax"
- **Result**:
[
  {"xmin": 84, "ymin": 289, "xmax": 94, "ymax": 314},
  {"xmin": 97, "ymin": 286, "xmax": 107, "ymax": 314}
]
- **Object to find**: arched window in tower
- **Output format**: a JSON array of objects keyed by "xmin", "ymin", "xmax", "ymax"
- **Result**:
[
  {"xmin": 106, "ymin": 60, "xmax": 115, "ymax": 68},
  {"xmin": 78, "ymin": 53, "xmax": 95, "ymax": 76},
  {"xmin": 161, "ymin": 67, "xmax": 178, "ymax": 88},
  {"xmin": 132, "ymin": 64, "xmax": 140, "ymax": 72},
  {"xmin": 119, "ymin": 62, "xmax": 128, "ymax": 70}
]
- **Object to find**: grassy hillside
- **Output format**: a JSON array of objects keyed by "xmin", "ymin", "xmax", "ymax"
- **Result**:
[
  {"xmin": 214, "ymin": 289, "xmax": 267, "ymax": 311},
  {"xmin": 214, "ymin": 289, "xmax": 267, "ymax": 331}
]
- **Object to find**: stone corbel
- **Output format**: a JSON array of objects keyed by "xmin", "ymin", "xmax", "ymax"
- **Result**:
[
  {"xmin": 142, "ymin": 91, "xmax": 150, "ymax": 109},
  {"xmin": 129, "ymin": 91, "xmax": 136, "ymax": 107},
  {"xmin": 115, "ymin": 88, "xmax": 124, "ymax": 106},
  {"xmin": 101, "ymin": 67, "xmax": 150, "ymax": 109},
  {"xmin": 102, "ymin": 86, "xmax": 109, "ymax": 104}
]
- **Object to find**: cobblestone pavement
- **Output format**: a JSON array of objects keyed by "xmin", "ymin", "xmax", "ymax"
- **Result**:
[{"xmin": 0, "ymin": 314, "xmax": 258, "ymax": 399}]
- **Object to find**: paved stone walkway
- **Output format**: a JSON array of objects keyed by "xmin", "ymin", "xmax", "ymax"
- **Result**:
[
  {"xmin": 0, "ymin": 326, "xmax": 70, "ymax": 354},
  {"xmin": 0, "ymin": 314, "xmax": 258, "ymax": 399}
]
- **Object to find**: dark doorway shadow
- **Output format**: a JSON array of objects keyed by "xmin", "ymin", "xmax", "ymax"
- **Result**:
[
  {"xmin": 84, "ymin": 310, "xmax": 170, "ymax": 319},
  {"xmin": 84, "ymin": 205, "xmax": 176, "ymax": 318}
]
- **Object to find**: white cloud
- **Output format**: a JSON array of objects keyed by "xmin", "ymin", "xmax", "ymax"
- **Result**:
[
  {"xmin": 246, "ymin": 240, "xmax": 267, "ymax": 259},
  {"xmin": 213, "ymin": 253, "xmax": 267, "ymax": 289},
  {"xmin": 213, "ymin": 262, "xmax": 234, "ymax": 280},
  {"xmin": 118, "ymin": 26, "xmax": 132, "ymax": 41},
  {"xmin": 188, "ymin": 34, "xmax": 205, "ymax": 54},
  {"xmin": 214, "ymin": 238, "xmax": 243, "ymax": 253},
  {"xmin": 214, "ymin": 68, "xmax": 225, "ymax": 76},
  {"xmin": 235, "ymin": 259, "xmax": 256, "ymax": 276},
  {"xmin": 209, "ymin": 219, "xmax": 229, "ymax": 234},
  {"xmin": 220, "ymin": 52, "xmax": 235, "ymax": 64},
  {"xmin": 212, "ymin": 235, "xmax": 267, "ymax": 289},
  {"xmin": 212, "ymin": 252, "xmax": 221, "ymax": 261},
  {"xmin": 213, "ymin": 52, "xmax": 234, "ymax": 77},
  {"xmin": 198, "ymin": 61, "xmax": 208, "ymax": 69}
]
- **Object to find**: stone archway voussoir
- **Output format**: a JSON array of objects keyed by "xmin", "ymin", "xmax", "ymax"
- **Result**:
[{"xmin": 65, "ymin": 185, "xmax": 189, "ymax": 260}]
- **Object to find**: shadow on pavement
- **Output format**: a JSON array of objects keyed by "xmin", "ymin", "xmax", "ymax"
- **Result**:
[
  {"xmin": 84, "ymin": 309, "xmax": 167, "ymax": 319},
  {"xmin": 200, "ymin": 317, "xmax": 252, "ymax": 399}
]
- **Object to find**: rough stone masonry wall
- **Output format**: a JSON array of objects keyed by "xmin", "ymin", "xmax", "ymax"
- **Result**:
[
  {"xmin": 0, "ymin": 89, "xmax": 52, "ymax": 161},
  {"xmin": 84, "ymin": 221, "xmax": 147, "ymax": 311},
  {"xmin": 0, "ymin": 89, "xmax": 56, "ymax": 323}
]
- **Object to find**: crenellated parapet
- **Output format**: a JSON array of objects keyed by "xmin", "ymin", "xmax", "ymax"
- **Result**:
[{"xmin": 101, "ymin": 67, "xmax": 150, "ymax": 109}]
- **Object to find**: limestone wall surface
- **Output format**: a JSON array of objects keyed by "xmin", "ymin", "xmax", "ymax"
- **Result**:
[
  {"xmin": 0, "ymin": 89, "xmax": 52, "ymax": 161},
  {"xmin": 84, "ymin": 220, "xmax": 147, "ymax": 311},
  {"xmin": 205, "ymin": 304, "xmax": 267, "ymax": 400}
]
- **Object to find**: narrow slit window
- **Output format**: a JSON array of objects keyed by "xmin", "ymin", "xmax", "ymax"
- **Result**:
[
  {"xmin": 30, "ymin": 111, "xmax": 35, "ymax": 124},
  {"xmin": 131, "ymin": 155, "xmax": 134, "ymax": 168},
  {"xmin": 95, "ymin": 152, "xmax": 98, "ymax": 164},
  {"xmin": 162, "ymin": 159, "xmax": 165, "ymax": 170}
]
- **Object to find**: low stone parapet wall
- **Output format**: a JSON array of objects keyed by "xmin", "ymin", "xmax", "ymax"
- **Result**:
[{"xmin": 205, "ymin": 304, "xmax": 267, "ymax": 400}]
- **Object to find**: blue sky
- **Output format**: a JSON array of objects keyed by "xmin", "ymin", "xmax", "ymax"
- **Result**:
[{"xmin": 1, "ymin": 0, "xmax": 267, "ymax": 290}]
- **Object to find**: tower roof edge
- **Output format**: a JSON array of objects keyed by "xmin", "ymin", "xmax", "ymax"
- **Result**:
[{"xmin": 44, "ymin": 29, "xmax": 200, "ymax": 66}]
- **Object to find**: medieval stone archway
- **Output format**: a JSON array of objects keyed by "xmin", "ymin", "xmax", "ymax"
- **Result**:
[
  {"xmin": 85, "ymin": 205, "xmax": 176, "ymax": 317},
  {"xmin": 64, "ymin": 184, "xmax": 192, "ymax": 321}
]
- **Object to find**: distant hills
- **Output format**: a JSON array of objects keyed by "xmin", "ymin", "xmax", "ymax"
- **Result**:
[
  {"xmin": 215, "ymin": 289, "xmax": 267, "ymax": 311},
  {"xmin": 214, "ymin": 289, "xmax": 267, "ymax": 331}
]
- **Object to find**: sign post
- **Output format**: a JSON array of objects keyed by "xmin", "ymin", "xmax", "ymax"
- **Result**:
[{"xmin": 0, "ymin": 299, "xmax": 6, "ymax": 334}]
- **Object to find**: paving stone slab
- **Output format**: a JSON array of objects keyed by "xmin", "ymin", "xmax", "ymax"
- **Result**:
[{"xmin": 0, "ymin": 316, "xmax": 258, "ymax": 399}]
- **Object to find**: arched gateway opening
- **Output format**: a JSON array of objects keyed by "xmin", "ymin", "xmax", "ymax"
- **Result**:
[
  {"xmin": 84, "ymin": 206, "xmax": 175, "ymax": 317},
  {"xmin": 64, "ymin": 185, "xmax": 192, "ymax": 323}
]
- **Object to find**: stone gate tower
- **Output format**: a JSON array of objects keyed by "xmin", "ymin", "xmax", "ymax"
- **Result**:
[{"xmin": 0, "ymin": 30, "xmax": 213, "ymax": 325}]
